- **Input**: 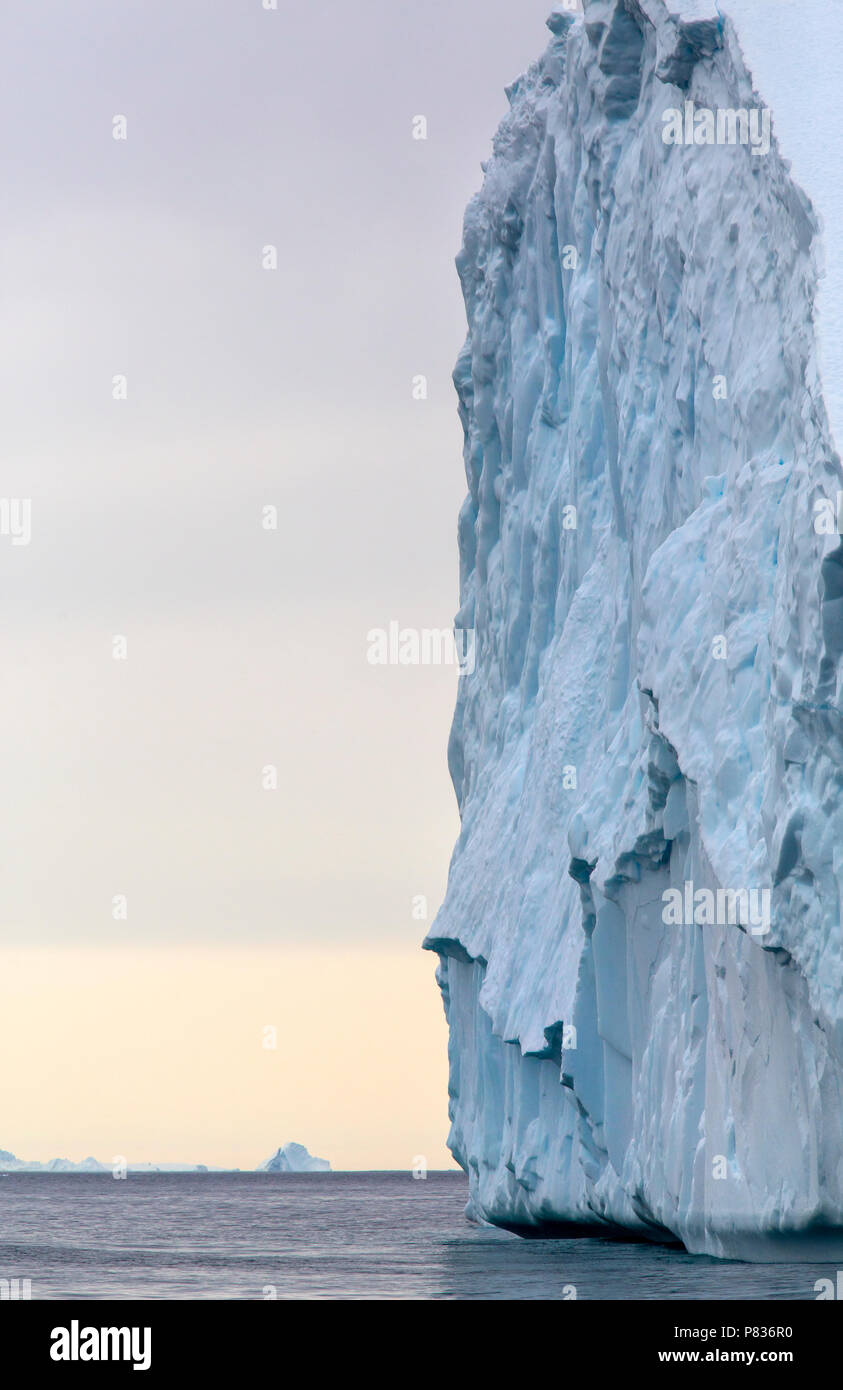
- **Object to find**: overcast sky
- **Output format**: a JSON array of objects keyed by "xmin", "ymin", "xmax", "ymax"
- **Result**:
[{"xmin": 0, "ymin": 0, "xmax": 556, "ymax": 1167}]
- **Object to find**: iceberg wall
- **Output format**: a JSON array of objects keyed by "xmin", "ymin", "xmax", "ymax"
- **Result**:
[{"xmin": 426, "ymin": 0, "xmax": 843, "ymax": 1259}]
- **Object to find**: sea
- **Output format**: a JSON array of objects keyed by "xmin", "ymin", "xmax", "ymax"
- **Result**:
[{"xmin": 0, "ymin": 1171, "xmax": 834, "ymax": 1300}]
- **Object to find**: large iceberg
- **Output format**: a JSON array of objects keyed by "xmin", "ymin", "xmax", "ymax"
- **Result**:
[{"xmin": 426, "ymin": 0, "xmax": 843, "ymax": 1259}]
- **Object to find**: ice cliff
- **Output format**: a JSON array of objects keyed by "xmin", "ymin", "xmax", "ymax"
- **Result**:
[{"xmin": 426, "ymin": 0, "xmax": 843, "ymax": 1259}]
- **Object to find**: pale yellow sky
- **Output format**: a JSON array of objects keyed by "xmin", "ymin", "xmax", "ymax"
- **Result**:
[
  {"xmin": 0, "ymin": 0, "xmax": 555, "ymax": 1169},
  {"xmin": 0, "ymin": 945, "xmax": 456, "ymax": 1170}
]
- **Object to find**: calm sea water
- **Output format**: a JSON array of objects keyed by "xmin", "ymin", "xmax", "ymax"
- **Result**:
[{"xmin": 0, "ymin": 1172, "xmax": 834, "ymax": 1300}]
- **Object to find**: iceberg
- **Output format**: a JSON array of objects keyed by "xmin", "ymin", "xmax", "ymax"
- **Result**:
[
  {"xmin": 0, "ymin": 1150, "xmax": 109, "ymax": 1173},
  {"xmin": 259, "ymin": 1144, "xmax": 331, "ymax": 1174},
  {"xmin": 426, "ymin": 0, "xmax": 843, "ymax": 1259},
  {"xmin": 0, "ymin": 1149, "xmax": 226, "ymax": 1173},
  {"xmin": 44, "ymin": 1157, "xmax": 108, "ymax": 1173}
]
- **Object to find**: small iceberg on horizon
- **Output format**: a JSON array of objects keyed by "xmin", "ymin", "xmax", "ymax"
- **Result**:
[{"xmin": 258, "ymin": 1143, "xmax": 331, "ymax": 1173}]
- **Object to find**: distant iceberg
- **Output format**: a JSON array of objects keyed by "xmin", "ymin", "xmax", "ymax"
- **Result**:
[
  {"xmin": 0, "ymin": 1149, "xmax": 109, "ymax": 1173},
  {"xmin": 44, "ymin": 1156, "xmax": 108, "ymax": 1173},
  {"xmin": 0, "ymin": 1148, "xmax": 222, "ymax": 1173},
  {"xmin": 258, "ymin": 1143, "xmax": 331, "ymax": 1173}
]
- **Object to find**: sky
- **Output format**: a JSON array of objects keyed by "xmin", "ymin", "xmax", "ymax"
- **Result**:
[{"xmin": 0, "ymin": 0, "xmax": 556, "ymax": 1169}]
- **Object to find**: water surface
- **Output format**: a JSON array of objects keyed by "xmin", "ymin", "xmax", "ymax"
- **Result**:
[{"xmin": 0, "ymin": 1172, "xmax": 832, "ymax": 1299}]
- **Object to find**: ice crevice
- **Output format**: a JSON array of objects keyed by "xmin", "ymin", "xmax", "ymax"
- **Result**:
[{"xmin": 426, "ymin": 0, "xmax": 843, "ymax": 1258}]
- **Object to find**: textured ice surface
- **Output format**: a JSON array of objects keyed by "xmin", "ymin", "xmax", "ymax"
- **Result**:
[
  {"xmin": 659, "ymin": 1, "xmax": 843, "ymax": 449},
  {"xmin": 426, "ymin": 0, "xmax": 843, "ymax": 1258}
]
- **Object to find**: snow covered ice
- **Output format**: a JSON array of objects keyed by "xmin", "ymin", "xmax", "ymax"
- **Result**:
[{"xmin": 426, "ymin": 0, "xmax": 843, "ymax": 1259}]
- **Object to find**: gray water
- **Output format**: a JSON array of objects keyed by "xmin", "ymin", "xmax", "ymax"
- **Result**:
[{"xmin": 0, "ymin": 1172, "xmax": 834, "ymax": 1300}]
